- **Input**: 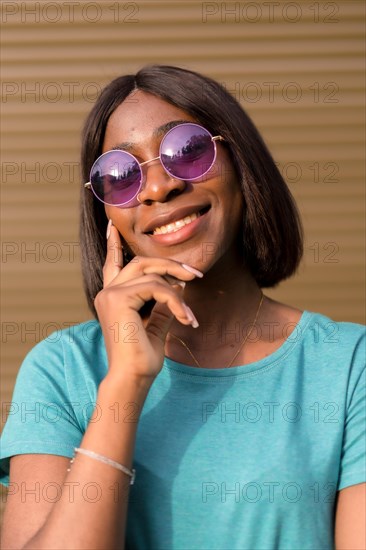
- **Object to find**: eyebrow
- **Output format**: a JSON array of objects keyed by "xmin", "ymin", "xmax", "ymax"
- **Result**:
[{"xmin": 110, "ymin": 119, "xmax": 191, "ymax": 152}]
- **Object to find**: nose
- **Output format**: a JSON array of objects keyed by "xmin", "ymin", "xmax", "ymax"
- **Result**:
[{"xmin": 137, "ymin": 158, "xmax": 186, "ymax": 205}]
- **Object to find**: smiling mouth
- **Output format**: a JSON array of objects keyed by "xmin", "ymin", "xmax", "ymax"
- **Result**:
[{"xmin": 149, "ymin": 206, "xmax": 210, "ymax": 235}]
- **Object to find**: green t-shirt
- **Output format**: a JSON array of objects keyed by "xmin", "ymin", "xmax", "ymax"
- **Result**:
[{"xmin": 1, "ymin": 311, "xmax": 365, "ymax": 549}]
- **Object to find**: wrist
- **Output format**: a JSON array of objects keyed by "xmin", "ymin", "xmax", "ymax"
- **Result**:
[
  {"xmin": 95, "ymin": 373, "xmax": 153, "ymax": 427},
  {"xmin": 99, "ymin": 370, "xmax": 154, "ymax": 400}
]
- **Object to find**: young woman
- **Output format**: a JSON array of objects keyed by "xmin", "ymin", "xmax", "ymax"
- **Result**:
[{"xmin": 1, "ymin": 65, "xmax": 365, "ymax": 549}]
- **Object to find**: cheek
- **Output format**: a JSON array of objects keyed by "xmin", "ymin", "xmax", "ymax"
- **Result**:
[
  {"xmin": 221, "ymin": 168, "xmax": 243, "ymax": 207},
  {"xmin": 104, "ymin": 205, "xmax": 114, "ymax": 223},
  {"xmin": 223, "ymin": 177, "xmax": 245, "ymax": 227},
  {"xmin": 217, "ymin": 170, "xmax": 242, "ymax": 208},
  {"xmin": 104, "ymin": 206, "xmax": 134, "ymax": 240}
]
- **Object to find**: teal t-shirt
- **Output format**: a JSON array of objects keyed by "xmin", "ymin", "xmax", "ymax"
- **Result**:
[{"xmin": 1, "ymin": 311, "xmax": 365, "ymax": 549}]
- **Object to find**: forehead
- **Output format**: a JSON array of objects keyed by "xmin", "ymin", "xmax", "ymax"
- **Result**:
[{"xmin": 103, "ymin": 90, "xmax": 197, "ymax": 151}]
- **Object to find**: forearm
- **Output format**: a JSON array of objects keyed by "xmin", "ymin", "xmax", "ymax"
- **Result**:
[{"xmin": 23, "ymin": 373, "xmax": 153, "ymax": 550}]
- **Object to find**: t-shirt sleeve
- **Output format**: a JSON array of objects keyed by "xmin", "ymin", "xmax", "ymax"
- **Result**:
[
  {"xmin": 0, "ymin": 335, "xmax": 84, "ymax": 486},
  {"xmin": 337, "ymin": 332, "xmax": 366, "ymax": 491}
]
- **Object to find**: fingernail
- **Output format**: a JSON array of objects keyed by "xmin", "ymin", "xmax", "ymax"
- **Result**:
[
  {"xmin": 106, "ymin": 219, "xmax": 113, "ymax": 239},
  {"xmin": 181, "ymin": 264, "xmax": 204, "ymax": 278},
  {"xmin": 183, "ymin": 304, "xmax": 199, "ymax": 328}
]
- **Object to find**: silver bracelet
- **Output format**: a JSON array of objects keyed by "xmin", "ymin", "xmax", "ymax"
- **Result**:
[{"xmin": 71, "ymin": 447, "xmax": 136, "ymax": 485}]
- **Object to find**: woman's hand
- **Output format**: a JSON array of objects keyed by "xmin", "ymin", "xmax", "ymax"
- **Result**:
[{"xmin": 94, "ymin": 222, "xmax": 201, "ymax": 381}]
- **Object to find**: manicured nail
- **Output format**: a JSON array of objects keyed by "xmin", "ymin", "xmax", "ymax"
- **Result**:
[
  {"xmin": 181, "ymin": 263, "xmax": 204, "ymax": 278},
  {"xmin": 106, "ymin": 219, "xmax": 113, "ymax": 239},
  {"xmin": 176, "ymin": 281, "xmax": 186, "ymax": 289},
  {"xmin": 183, "ymin": 304, "xmax": 199, "ymax": 328}
]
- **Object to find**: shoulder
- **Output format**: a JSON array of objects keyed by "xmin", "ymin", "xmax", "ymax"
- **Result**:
[
  {"xmin": 265, "ymin": 298, "xmax": 365, "ymax": 367},
  {"xmin": 298, "ymin": 311, "xmax": 365, "ymax": 404},
  {"xmin": 302, "ymin": 310, "xmax": 365, "ymax": 354},
  {"xmin": 271, "ymin": 296, "xmax": 366, "ymax": 352},
  {"xmin": 270, "ymin": 298, "xmax": 365, "ymax": 346},
  {"xmin": 268, "ymin": 298, "xmax": 365, "ymax": 388},
  {"xmin": 19, "ymin": 319, "xmax": 102, "ymax": 356},
  {"xmin": 17, "ymin": 319, "xmax": 103, "ymax": 364},
  {"xmin": 15, "ymin": 319, "xmax": 106, "ymax": 392}
]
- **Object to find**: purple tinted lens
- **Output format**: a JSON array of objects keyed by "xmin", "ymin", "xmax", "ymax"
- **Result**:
[
  {"xmin": 160, "ymin": 124, "xmax": 215, "ymax": 180},
  {"xmin": 90, "ymin": 150, "xmax": 141, "ymax": 206}
]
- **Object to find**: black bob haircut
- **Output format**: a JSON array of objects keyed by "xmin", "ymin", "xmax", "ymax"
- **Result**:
[{"xmin": 80, "ymin": 65, "xmax": 303, "ymax": 318}]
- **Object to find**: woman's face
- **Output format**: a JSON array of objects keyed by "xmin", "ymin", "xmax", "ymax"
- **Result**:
[{"xmin": 103, "ymin": 90, "xmax": 244, "ymax": 273}]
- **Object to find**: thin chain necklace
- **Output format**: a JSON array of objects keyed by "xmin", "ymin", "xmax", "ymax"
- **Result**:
[{"xmin": 168, "ymin": 292, "xmax": 264, "ymax": 369}]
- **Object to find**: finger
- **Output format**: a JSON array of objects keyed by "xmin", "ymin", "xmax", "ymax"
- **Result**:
[
  {"xmin": 114, "ymin": 272, "xmax": 187, "ymax": 289},
  {"xmin": 145, "ymin": 282, "xmax": 187, "ymax": 344},
  {"xmin": 122, "ymin": 281, "xmax": 199, "ymax": 328},
  {"xmin": 145, "ymin": 301, "xmax": 175, "ymax": 347},
  {"xmin": 109, "ymin": 256, "xmax": 203, "ymax": 286},
  {"xmin": 103, "ymin": 221, "xmax": 124, "ymax": 288}
]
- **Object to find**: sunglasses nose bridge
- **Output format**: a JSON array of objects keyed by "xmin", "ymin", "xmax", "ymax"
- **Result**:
[
  {"xmin": 139, "ymin": 151, "xmax": 176, "ymax": 186},
  {"xmin": 139, "ymin": 154, "xmax": 171, "ymax": 188},
  {"xmin": 137, "ymin": 156, "xmax": 186, "ymax": 204},
  {"xmin": 139, "ymin": 155, "xmax": 160, "ymax": 169}
]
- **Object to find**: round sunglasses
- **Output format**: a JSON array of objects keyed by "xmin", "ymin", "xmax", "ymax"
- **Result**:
[{"xmin": 84, "ymin": 122, "xmax": 224, "ymax": 207}]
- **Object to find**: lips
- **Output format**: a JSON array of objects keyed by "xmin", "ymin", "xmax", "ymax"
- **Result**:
[
  {"xmin": 142, "ymin": 204, "xmax": 211, "ymax": 235},
  {"xmin": 154, "ymin": 209, "xmax": 210, "ymax": 235}
]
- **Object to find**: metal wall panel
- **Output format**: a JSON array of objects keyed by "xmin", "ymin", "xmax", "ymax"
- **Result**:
[{"xmin": 1, "ymin": 0, "xmax": 365, "ymax": 513}]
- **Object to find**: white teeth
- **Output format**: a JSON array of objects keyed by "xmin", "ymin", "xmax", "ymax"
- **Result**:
[{"xmin": 153, "ymin": 211, "xmax": 200, "ymax": 235}]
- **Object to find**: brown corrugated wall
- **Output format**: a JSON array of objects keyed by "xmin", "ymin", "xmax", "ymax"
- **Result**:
[{"xmin": 1, "ymin": 0, "xmax": 365, "ymax": 518}]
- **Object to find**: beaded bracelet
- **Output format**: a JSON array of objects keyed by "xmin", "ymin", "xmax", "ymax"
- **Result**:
[{"xmin": 68, "ymin": 447, "xmax": 136, "ymax": 485}]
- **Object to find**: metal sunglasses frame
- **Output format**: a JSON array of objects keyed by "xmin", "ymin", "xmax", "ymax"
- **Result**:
[{"xmin": 84, "ymin": 123, "xmax": 225, "ymax": 206}]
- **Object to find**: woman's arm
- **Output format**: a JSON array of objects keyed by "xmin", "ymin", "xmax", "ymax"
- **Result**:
[
  {"xmin": 1, "ymin": 224, "xmax": 200, "ymax": 549},
  {"xmin": 1, "ymin": 374, "xmax": 153, "ymax": 550},
  {"xmin": 335, "ymin": 483, "xmax": 366, "ymax": 549}
]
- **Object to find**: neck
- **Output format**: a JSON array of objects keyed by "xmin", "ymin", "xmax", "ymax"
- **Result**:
[{"xmin": 168, "ymin": 253, "xmax": 262, "ymax": 352}]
